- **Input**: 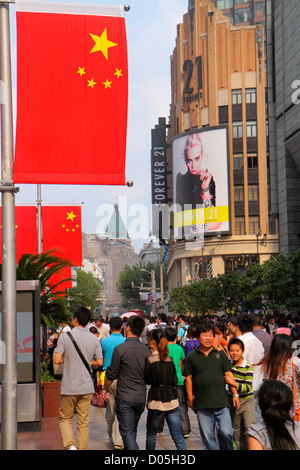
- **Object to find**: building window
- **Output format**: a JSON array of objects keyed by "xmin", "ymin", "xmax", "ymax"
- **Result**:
[
  {"xmin": 254, "ymin": 2, "xmax": 265, "ymax": 17},
  {"xmin": 235, "ymin": 217, "xmax": 245, "ymax": 235},
  {"xmin": 235, "ymin": 0, "xmax": 248, "ymax": 4},
  {"xmin": 247, "ymin": 121, "xmax": 257, "ymax": 137},
  {"xmin": 233, "ymin": 121, "xmax": 243, "ymax": 138},
  {"xmin": 248, "ymin": 153, "xmax": 258, "ymax": 169},
  {"xmin": 224, "ymin": 254, "xmax": 259, "ymax": 274},
  {"xmin": 249, "ymin": 216, "xmax": 260, "ymax": 235},
  {"xmin": 217, "ymin": 0, "xmax": 233, "ymax": 9},
  {"xmin": 246, "ymin": 88, "xmax": 256, "ymax": 104},
  {"xmin": 235, "ymin": 8, "xmax": 253, "ymax": 23},
  {"xmin": 248, "ymin": 185, "xmax": 259, "ymax": 201},
  {"xmin": 234, "ymin": 186, "xmax": 244, "ymax": 202},
  {"xmin": 233, "ymin": 154, "xmax": 243, "ymax": 170},
  {"xmin": 232, "ymin": 89, "xmax": 242, "ymax": 105}
]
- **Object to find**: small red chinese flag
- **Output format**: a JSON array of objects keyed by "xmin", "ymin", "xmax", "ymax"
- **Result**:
[
  {"xmin": 0, "ymin": 205, "xmax": 38, "ymax": 263},
  {"xmin": 41, "ymin": 205, "xmax": 82, "ymax": 265},
  {"xmin": 14, "ymin": 1, "xmax": 128, "ymax": 185},
  {"xmin": 41, "ymin": 205, "xmax": 82, "ymax": 290}
]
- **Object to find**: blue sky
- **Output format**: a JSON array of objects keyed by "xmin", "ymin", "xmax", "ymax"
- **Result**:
[{"xmin": 5, "ymin": 0, "xmax": 189, "ymax": 252}]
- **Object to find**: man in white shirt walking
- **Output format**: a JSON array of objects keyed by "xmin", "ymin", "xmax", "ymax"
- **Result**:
[{"xmin": 237, "ymin": 313, "xmax": 264, "ymax": 421}]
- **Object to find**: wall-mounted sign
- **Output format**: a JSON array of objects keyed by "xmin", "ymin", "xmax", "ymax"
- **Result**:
[{"xmin": 172, "ymin": 126, "xmax": 230, "ymax": 239}]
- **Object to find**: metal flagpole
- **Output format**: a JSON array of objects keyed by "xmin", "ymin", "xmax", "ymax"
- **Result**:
[
  {"xmin": 0, "ymin": 0, "xmax": 19, "ymax": 449},
  {"xmin": 37, "ymin": 184, "xmax": 42, "ymax": 254}
]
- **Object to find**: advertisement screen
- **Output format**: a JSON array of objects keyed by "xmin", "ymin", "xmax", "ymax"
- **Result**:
[
  {"xmin": 172, "ymin": 127, "xmax": 230, "ymax": 239},
  {"xmin": 0, "ymin": 292, "xmax": 35, "ymax": 383}
]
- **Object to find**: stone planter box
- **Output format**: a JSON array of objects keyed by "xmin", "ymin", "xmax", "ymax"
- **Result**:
[{"xmin": 41, "ymin": 381, "xmax": 61, "ymax": 417}]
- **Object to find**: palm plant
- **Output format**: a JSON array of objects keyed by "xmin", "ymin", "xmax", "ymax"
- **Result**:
[{"xmin": 16, "ymin": 250, "xmax": 74, "ymax": 327}]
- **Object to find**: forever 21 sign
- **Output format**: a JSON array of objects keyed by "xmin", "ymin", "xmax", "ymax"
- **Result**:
[{"xmin": 182, "ymin": 56, "xmax": 203, "ymax": 104}]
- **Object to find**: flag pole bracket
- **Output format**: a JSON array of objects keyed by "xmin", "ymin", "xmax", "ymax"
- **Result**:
[{"xmin": 0, "ymin": 184, "xmax": 19, "ymax": 193}]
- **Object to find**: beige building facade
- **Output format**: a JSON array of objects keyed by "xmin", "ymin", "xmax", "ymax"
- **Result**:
[
  {"xmin": 165, "ymin": 0, "xmax": 278, "ymax": 289},
  {"xmin": 82, "ymin": 233, "xmax": 140, "ymax": 316}
]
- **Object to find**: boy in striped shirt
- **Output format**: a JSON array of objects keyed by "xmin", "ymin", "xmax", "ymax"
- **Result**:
[{"xmin": 227, "ymin": 338, "xmax": 256, "ymax": 450}]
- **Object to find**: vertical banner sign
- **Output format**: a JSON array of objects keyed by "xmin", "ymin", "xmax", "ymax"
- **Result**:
[
  {"xmin": 13, "ymin": 0, "xmax": 128, "ymax": 185},
  {"xmin": 151, "ymin": 118, "xmax": 169, "ymax": 242},
  {"xmin": 41, "ymin": 205, "xmax": 82, "ymax": 289}
]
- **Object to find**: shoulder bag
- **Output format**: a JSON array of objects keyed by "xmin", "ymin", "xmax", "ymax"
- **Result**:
[{"xmin": 66, "ymin": 331, "xmax": 92, "ymax": 376}]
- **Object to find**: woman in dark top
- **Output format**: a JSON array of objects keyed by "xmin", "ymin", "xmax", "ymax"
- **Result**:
[{"xmin": 145, "ymin": 328, "xmax": 187, "ymax": 450}]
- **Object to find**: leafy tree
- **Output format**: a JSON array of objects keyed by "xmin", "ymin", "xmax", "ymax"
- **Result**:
[
  {"xmin": 167, "ymin": 277, "xmax": 223, "ymax": 315},
  {"xmin": 167, "ymin": 285, "xmax": 192, "ymax": 314},
  {"xmin": 117, "ymin": 261, "xmax": 167, "ymax": 311},
  {"xmin": 215, "ymin": 272, "xmax": 245, "ymax": 314},
  {"xmin": 69, "ymin": 268, "xmax": 103, "ymax": 310},
  {"xmin": 166, "ymin": 249, "xmax": 300, "ymax": 316},
  {"xmin": 261, "ymin": 250, "xmax": 300, "ymax": 312}
]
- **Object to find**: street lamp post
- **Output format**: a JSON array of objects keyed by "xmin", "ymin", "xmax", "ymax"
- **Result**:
[
  {"xmin": 141, "ymin": 269, "xmax": 157, "ymax": 316},
  {"xmin": 0, "ymin": 0, "xmax": 18, "ymax": 450}
]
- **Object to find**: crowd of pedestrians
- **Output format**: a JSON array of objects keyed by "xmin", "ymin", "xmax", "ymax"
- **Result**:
[{"xmin": 45, "ymin": 308, "xmax": 300, "ymax": 451}]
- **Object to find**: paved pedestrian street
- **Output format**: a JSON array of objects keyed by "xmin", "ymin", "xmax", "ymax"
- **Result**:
[{"xmin": 4, "ymin": 405, "xmax": 203, "ymax": 451}]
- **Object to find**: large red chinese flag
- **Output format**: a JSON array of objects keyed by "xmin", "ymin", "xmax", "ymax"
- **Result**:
[
  {"xmin": 14, "ymin": 1, "xmax": 128, "ymax": 185},
  {"xmin": 0, "ymin": 206, "xmax": 38, "ymax": 263},
  {"xmin": 42, "ymin": 205, "xmax": 82, "ymax": 290}
]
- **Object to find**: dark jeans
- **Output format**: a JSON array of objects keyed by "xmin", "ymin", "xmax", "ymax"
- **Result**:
[
  {"xmin": 115, "ymin": 398, "xmax": 145, "ymax": 450},
  {"xmin": 146, "ymin": 406, "xmax": 187, "ymax": 450}
]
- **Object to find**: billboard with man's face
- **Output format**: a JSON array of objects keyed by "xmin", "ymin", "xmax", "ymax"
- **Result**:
[{"xmin": 172, "ymin": 126, "xmax": 230, "ymax": 239}]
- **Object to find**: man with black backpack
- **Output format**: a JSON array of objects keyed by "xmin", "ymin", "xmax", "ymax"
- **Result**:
[{"xmin": 156, "ymin": 313, "xmax": 168, "ymax": 331}]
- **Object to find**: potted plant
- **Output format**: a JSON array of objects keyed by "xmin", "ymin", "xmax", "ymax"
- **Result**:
[{"xmin": 40, "ymin": 362, "xmax": 61, "ymax": 417}]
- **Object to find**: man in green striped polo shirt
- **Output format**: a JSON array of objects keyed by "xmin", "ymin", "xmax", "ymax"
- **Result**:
[{"xmin": 227, "ymin": 337, "xmax": 256, "ymax": 450}]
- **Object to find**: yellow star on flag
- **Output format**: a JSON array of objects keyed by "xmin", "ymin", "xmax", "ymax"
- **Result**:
[
  {"xmin": 66, "ymin": 211, "xmax": 77, "ymax": 222},
  {"xmin": 114, "ymin": 68, "xmax": 123, "ymax": 78},
  {"xmin": 87, "ymin": 78, "xmax": 97, "ymax": 88},
  {"xmin": 103, "ymin": 79, "xmax": 112, "ymax": 89},
  {"xmin": 89, "ymin": 28, "xmax": 118, "ymax": 60},
  {"xmin": 76, "ymin": 66, "xmax": 86, "ymax": 77}
]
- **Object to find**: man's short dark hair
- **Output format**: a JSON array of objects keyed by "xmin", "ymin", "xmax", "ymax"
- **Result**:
[
  {"xmin": 89, "ymin": 326, "xmax": 98, "ymax": 335},
  {"xmin": 166, "ymin": 327, "xmax": 177, "ymax": 342},
  {"xmin": 158, "ymin": 313, "xmax": 167, "ymax": 323},
  {"xmin": 238, "ymin": 313, "xmax": 254, "ymax": 333},
  {"xmin": 196, "ymin": 322, "xmax": 215, "ymax": 338},
  {"xmin": 73, "ymin": 306, "xmax": 91, "ymax": 327},
  {"xmin": 109, "ymin": 316, "xmax": 123, "ymax": 331},
  {"xmin": 251, "ymin": 313, "xmax": 261, "ymax": 327},
  {"xmin": 127, "ymin": 315, "xmax": 145, "ymax": 337},
  {"xmin": 228, "ymin": 315, "xmax": 239, "ymax": 326}
]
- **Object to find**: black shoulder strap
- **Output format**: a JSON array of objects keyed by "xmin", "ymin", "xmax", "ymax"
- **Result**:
[{"xmin": 66, "ymin": 331, "xmax": 92, "ymax": 376}]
